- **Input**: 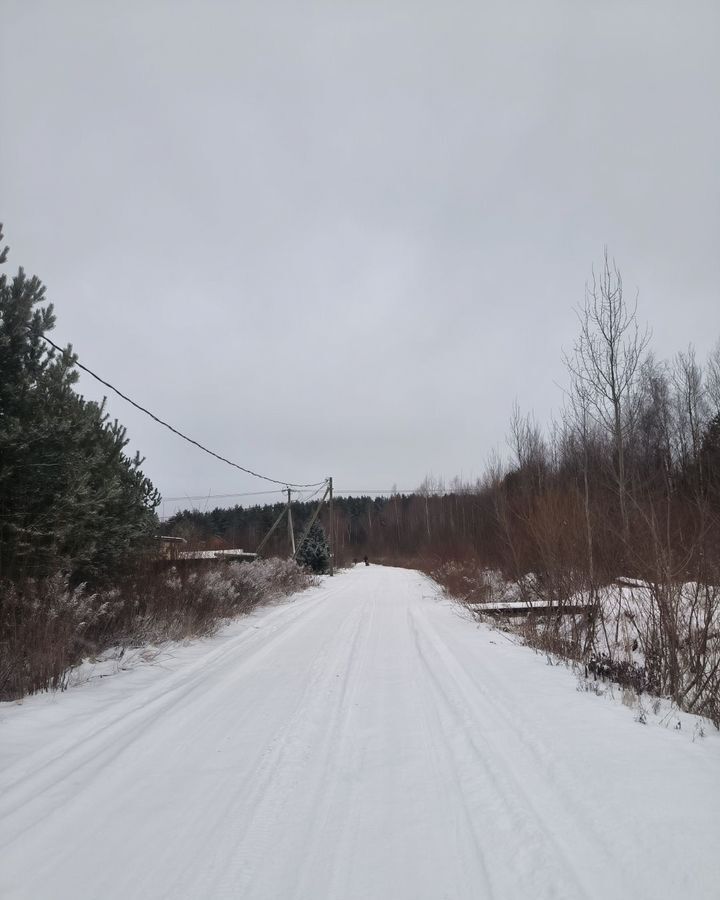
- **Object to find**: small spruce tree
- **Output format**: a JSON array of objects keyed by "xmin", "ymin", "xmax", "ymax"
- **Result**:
[{"xmin": 296, "ymin": 521, "xmax": 330, "ymax": 573}]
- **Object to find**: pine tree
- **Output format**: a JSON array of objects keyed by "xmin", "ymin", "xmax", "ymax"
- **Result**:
[
  {"xmin": 0, "ymin": 224, "xmax": 160, "ymax": 583},
  {"xmin": 296, "ymin": 521, "xmax": 330, "ymax": 573}
]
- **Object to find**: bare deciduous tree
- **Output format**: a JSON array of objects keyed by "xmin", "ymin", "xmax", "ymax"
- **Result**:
[{"xmin": 564, "ymin": 250, "xmax": 650, "ymax": 542}]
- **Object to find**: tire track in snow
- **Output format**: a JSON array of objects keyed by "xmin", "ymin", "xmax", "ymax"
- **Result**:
[
  {"xmin": 181, "ymin": 589, "xmax": 376, "ymax": 898},
  {"xmin": 289, "ymin": 586, "xmax": 378, "ymax": 900},
  {"xmin": 0, "ymin": 584, "xmax": 341, "ymax": 849},
  {"xmin": 407, "ymin": 606, "xmax": 496, "ymax": 900},
  {"xmin": 420, "ymin": 602, "xmax": 640, "ymax": 881},
  {"xmin": 409, "ymin": 604, "xmax": 593, "ymax": 900}
]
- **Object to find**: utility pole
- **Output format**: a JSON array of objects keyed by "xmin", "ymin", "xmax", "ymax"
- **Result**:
[
  {"xmin": 256, "ymin": 494, "xmax": 292, "ymax": 558},
  {"xmin": 287, "ymin": 487, "xmax": 295, "ymax": 557},
  {"xmin": 329, "ymin": 476, "xmax": 334, "ymax": 576}
]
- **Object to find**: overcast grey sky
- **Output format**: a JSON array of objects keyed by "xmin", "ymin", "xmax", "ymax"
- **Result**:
[{"xmin": 2, "ymin": 1, "xmax": 719, "ymax": 516}]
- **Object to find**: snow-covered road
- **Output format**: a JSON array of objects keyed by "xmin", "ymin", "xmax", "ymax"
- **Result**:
[{"xmin": 2, "ymin": 565, "xmax": 719, "ymax": 899}]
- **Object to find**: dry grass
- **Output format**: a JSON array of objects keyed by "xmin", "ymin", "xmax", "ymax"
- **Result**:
[{"xmin": 0, "ymin": 558, "xmax": 314, "ymax": 700}]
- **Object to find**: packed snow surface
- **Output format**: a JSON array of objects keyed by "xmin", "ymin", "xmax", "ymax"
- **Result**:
[{"xmin": 1, "ymin": 566, "xmax": 719, "ymax": 899}]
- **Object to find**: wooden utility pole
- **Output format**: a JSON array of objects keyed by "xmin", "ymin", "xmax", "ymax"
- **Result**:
[
  {"xmin": 328, "ymin": 476, "xmax": 334, "ymax": 576},
  {"xmin": 256, "ymin": 495, "xmax": 291, "ymax": 558},
  {"xmin": 287, "ymin": 487, "xmax": 295, "ymax": 557}
]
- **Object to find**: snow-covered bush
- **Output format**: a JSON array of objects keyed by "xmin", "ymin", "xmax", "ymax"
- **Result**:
[
  {"xmin": 226, "ymin": 557, "xmax": 313, "ymax": 603},
  {"xmin": 431, "ymin": 561, "xmax": 495, "ymax": 604},
  {"xmin": 0, "ymin": 574, "xmax": 129, "ymax": 697},
  {"xmin": 0, "ymin": 558, "xmax": 315, "ymax": 700},
  {"xmin": 433, "ymin": 563, "xmax": 720, "ymax": 727}
]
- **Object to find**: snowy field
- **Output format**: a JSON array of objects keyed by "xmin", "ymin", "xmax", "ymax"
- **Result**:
[{"xmin": 1, "ymin": 565, "xmax": 719, "ymax": 899}]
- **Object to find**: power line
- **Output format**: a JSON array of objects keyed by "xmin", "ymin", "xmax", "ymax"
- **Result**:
[
  {"xmin": 297, "ymin": 483, "xmax": 327, "ymax": 504},
  {"xmin": 163, "ymin": 481, "xmax": 458, "ymax": 510},
  {"xmin": 162, "ymin": 487, "xmax": 455, "ymax": 503},
  {"xmin": 34, "ymin": 330, "xmax": 326, "ymax": 489},
  {"xmin": 162, "ymin": 489, "xmax": 287, "ymax": 502},
  {"xmin": 160, "ymin": 484, "xmax": 326, "ymax": 510},
  {"xmin": 155, "ymin": 485, "xmax": 463, "ymax": 521},
  {"xmin": 157, "ymin": 483, "xmax": 331, "ymax": 521},
  {"xmin": 333, "ymin": 488, "xmax": 410, "ymax": 494},
  {"xmin": 333, "ymin": 488, "xmax": 451, "ymax": 495}
]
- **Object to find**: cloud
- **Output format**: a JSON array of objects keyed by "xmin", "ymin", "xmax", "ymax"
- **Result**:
[{"xmin": 2, "ymin": 0, "xmax": 718, "ymax": 513}]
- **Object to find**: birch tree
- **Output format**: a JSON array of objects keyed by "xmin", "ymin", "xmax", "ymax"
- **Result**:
[{"xmin": 564, "ymin": 251, "xmax": 650, "ymax": 543}]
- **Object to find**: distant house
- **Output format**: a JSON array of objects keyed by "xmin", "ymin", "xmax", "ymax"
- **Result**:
[
  {"xmin": 155, "ymin": 536, "xmax": 256, "ymax": 567},
  {"xmin": 177, "ymin": 548, "xmax": 257, "ymax": 562}
]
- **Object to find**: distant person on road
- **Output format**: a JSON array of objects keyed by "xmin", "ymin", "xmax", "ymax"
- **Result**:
[{"xmin": 364, "ymin": 555, "xmax": 369, "ymax": 566}]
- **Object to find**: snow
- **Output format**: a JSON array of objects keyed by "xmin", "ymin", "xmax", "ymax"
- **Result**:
[
  {"xmin": 1, "ymin": 565, "xmax": 719, "ymax": 899},
  {"xmin": 468, "ymin": 599, "xmax": 590, "ymax": 610},
  {"xmin": 177, "ymin": 548, "xmax": 257, "ymax": 559}
]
